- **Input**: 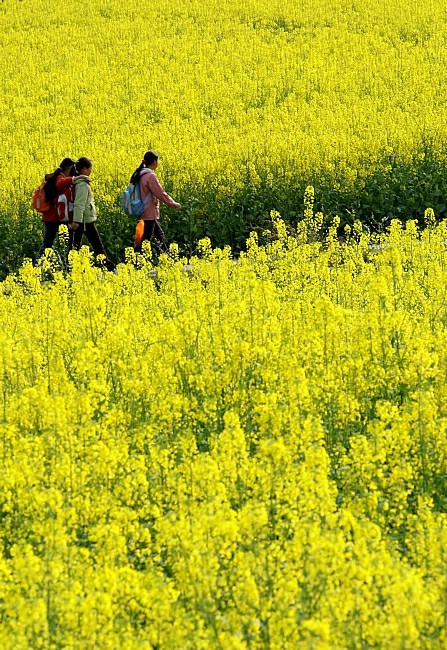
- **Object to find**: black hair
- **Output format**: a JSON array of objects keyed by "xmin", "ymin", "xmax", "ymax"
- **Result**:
[
  {"xmin": 75, "ymin": 157, "xmax": 93, "ymax": 175},
  {"xmin": 60, "ymin": 157, "xmax": 77, "ymax": 170},
  {"xmin": 130, "ymin": 150, "xmax": 158, "ymax": 185},
  {"xmin": 43, "ymin": 157, "xmax": 77, "ymax": 203}
]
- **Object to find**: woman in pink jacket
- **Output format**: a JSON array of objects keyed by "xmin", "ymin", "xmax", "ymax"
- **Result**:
[{"xmin": 131, "ymin": 150, "xmax": 182, "ymax": 254}]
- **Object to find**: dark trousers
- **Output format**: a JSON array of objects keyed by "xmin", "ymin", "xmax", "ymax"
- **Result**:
[
  {"xmin": 134, "ymin": 219, "xmax": 168, "ymax": 254},
  {"xmin": 38, "ymin": 222, "xmax": 60, "ymax": 256},
  {"xmin": 69, "ymin": 222, "xmax": 115, "ymax": 271}
]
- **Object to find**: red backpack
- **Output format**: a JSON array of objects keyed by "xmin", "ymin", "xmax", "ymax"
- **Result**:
[
  {"xmin": 32, "ymin": 182, "xmax": 51, "ymax": 213},
  {"xmin": 57, "ymin": 184, "xmax": 75, "ymax": 223}
]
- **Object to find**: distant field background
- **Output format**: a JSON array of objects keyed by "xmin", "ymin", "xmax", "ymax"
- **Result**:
[{"xmin": 1, "ymin": 0, "xmax": 447, "ymax": 275}]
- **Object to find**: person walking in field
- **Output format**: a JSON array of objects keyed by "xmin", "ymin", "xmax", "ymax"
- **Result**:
[
  {"xmin": 35, "ymin": 157, "xmax": 77, "ymax": 261},
  {"xmin": 69, "ymin": 157, "xmax": 116, "ymax": 272},
  {"xmin": 131, "ymin": 150, "xmax": 182, "ymax": 254}
]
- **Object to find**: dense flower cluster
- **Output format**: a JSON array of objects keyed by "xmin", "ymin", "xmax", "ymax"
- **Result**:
[
  {"xmin": 2, "ymin": 0, "xmax": 447, "ymax": 234},
  {"xmin": 0, "ymin": 213, "xmax": 446, "ymax": 648}
]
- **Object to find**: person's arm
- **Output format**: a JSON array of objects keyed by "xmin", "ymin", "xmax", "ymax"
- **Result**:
[
  {"xmin": 148, "ymin": 174, "xmax": 181, "ymax": 208},
  {"xmin": 55, "ymin": 176, "xmax": 73, "ymax": 192},
  {"xmin": 73, "ymin": 182, "xmax": 88, "ymax": 224}
]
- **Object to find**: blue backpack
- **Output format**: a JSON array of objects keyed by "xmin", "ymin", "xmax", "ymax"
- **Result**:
[{"xmin": 121, "ymin": 180, "xmax": 152, "ymax": 217}]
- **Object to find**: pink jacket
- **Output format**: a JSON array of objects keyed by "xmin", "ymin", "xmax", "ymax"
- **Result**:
[{"xmin": 139, "ymin": 168, "xmax": 177, "ymax": 220}]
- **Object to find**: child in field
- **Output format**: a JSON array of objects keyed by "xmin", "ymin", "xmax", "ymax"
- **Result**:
[
  {"xmin": 36, "ymin": 157, "xmax": 77, "ymax": 260},
  {"xmin": 131, "ymin": 150, "xmax": 182, "ymax": 254},
  {"xmin": 69, "ymin": 157, "xmax": 116, "ymax": 272}
]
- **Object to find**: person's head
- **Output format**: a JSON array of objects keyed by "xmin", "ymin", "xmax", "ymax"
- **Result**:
[
  {"xmin": 75, "ymin": 157, "xmax": 93, "ymax": 176},
  {"xmin": 130, "ymin": 150, "xmax": 159, "ymax": 184},
  {"xmin": 44, "ymin": 157, "xmax": 77, "ymax": 202},
  {"xmin": 142, "ymin": 150, "xmax": 159, "ymax": 169},
  {"xmin": 59, "ymin": 157, "xmax": 77, "ymax": 177}
]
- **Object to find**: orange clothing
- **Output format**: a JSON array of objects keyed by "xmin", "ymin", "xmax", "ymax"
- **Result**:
[{"xmin": 134, "ymin": 219, "xmax": 145, "ymax": 248}]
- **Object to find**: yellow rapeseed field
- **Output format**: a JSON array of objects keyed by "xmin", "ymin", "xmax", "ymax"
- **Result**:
[
  {"xmin": 3, "ymin": 0, "xmax": 447, "ymax": 184},
  {"xmin": 2, "ymin": 0, "xmax": 447, "ymax": 266},
  {"xmin": 2, "ymin": 0, "xmax": 447, "ymax": 647},
  {"xmin": 1, "ymin": 212, "xmax": 447, "ymax": 648}
]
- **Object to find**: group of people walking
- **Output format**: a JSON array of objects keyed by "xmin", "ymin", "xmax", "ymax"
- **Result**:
[{"xmin": 36, "ymin": 150, "xmax": 182, "ymax": 271}]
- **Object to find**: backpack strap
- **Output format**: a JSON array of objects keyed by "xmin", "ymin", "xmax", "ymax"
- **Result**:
[
  {"xmin": 141, "ymin": 188, "xmax": 152, "ymax": 205},
  {"xmin": 138, "ymin": 170, "xmax": 152, "ymax": 205}
]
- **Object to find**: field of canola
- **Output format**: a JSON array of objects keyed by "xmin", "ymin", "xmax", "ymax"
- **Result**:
[
  {"xmin": 2, "ymin": 0, "xmax": 447, "ymax": 274},
  {"xmin": 1, "ymin": 212, "xmax": 447, "ymax": 648},
  {"xmin": 2, "ymin": 0, "xmax": 447, "ymax": 647}
]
